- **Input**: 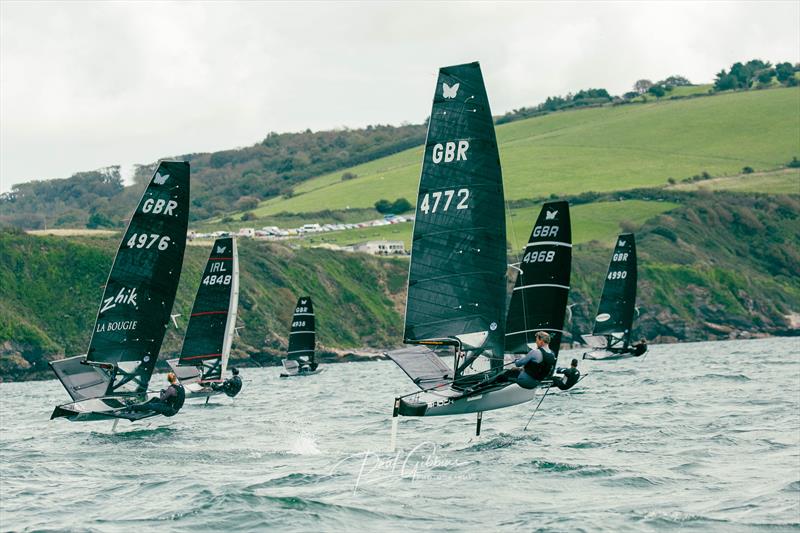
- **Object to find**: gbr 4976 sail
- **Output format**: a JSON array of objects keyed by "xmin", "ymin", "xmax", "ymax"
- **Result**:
[
  {"xmin": 168, "ymin": 236, "xmax": 241, "ymax": 398},
  {"xmin": 50, "ymin": 161, "xmax": 190, "ymax": 422}
]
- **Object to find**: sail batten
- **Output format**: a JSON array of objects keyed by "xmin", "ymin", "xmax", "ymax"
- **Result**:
[
  {"xmin": 504, "ymin": 201, "xmax": 572, "ymax": 356},
  {"xmin": 403, "ymin": 62, "xmax": 507, "ymax": 360},
  {"xmin": 592, "ymin": 233, "xmax": 637, "ymax": 345},
  {"xmin": 85, "ymin": 161, "xmax": 190, "ymax": 393},
  {"xmin": 178, "ymin": 237, "xmax": 239, "ymax": 382}
]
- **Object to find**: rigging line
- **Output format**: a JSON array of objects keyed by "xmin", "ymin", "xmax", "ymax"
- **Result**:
[{"xmin": 524, "ymin": 384, "xmax": 552, "ymax": 431}]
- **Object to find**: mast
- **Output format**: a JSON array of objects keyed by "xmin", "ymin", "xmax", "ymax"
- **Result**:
[
  {"xmin": 288, "ymin": 297, "xmax": 315, "ymax": 363},
  {"xmin": 178, "ymin": 236, "xmax": 239, "ymax": 381},
  {"xmin": 505, "ymin": 201, "xmax": 572, "ymax": 356},
  {"xmin": 592, "ymin": 233, "xmax": 637, "ymax": 347},
  {"xmin": 403, "ymin": 61, "xmax": 507, "ymax": 367},
  {"xmin": 85, "ymin": 161, "xmax": 190, "ymax": 394}
]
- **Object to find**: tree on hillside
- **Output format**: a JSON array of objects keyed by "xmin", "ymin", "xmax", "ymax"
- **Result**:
[
  {"xmin": 634, "ymin": 79, "xmax": 653, "ymax": 94},
  {"xmin": 648, "ymin": 85, "xmax": 666, "ymax": 98},
  {"xmin": 660, "ymin": 75, "xmax": 691, "ymax": 88}
]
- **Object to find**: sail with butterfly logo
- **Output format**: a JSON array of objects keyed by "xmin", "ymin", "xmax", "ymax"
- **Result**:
[
  {"xmin": 505, "ymin": 201, "xmax": 572, "ymax": 356},
  {"xmin": 167, "ymin": 236, "xmax": 240, "ymax": 398},
  {"xmin": 583, "ymin": 233, "xmax": 646, "ymax": 360},
  {"xmin": 280, "ymin": 297, "xmax": 322, "ymax": 377},
  {"xmin": 388, "ymin": 62, "xmax": 558, "ymax": 432},
  {"xmin": 50, "ymin": 161, "xmax": 190, "ymax": 422}
]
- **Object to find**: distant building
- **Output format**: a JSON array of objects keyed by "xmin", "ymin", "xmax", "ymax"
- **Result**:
[
  {"xmin": 353, "ymin": 240, "xmax": 406, "ymax": 255},
  {"xmin": 238, "ymin": 228, "xmax": 255, "ymax": 238}
]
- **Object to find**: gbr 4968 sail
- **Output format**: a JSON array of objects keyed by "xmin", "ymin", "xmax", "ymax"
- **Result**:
[
  {"xmin": 50, "ymin": 161, "xmax": 190, "ymax": 422},
  {"xmin": 168, "ymin": 236, "xmax": 241, "ymax": 398}
]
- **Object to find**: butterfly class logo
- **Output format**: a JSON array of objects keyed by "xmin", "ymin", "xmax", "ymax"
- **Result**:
[
  {"xmin": 216, "ymin": 246, "xmax": 227, "ymax": 253},
  {"xmin": 153, "ymin": 172, "xmax": 169, "ymax": 185},
  {"xmin": 442, "ymin": 82, "xmax": 459, "ymax": 99},
  {"xmin": 618, "ymin": 240, "xmax": 627, "ymax": 247},
  {"xmin": 300, "ymin": 299, "xmax": 308, "ymax": 305},
  {"xmin": 545, "ymin": 210, "xmax": 558, "ymax": 220}
]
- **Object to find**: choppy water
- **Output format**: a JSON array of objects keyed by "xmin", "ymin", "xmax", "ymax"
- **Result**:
[{"xmin": 1, "ymin": 337, "xmax": 799, "ymax": 532}]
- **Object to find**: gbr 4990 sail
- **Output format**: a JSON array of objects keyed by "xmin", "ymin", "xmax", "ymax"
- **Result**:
[
  {"xmin": 582, "ymin": 233, "xmax": 647, "ymax": 360},
  {"xmin": 168, "ymin": 236, "xmax": 241, "ymax": 398},
  {"xmin": 50, "ymin": 161, "xmax": 190, "ymax": 422}
]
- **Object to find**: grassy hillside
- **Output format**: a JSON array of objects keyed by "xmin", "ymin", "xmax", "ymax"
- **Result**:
[
  {"xmin": 231, "ymin": 87, "xmax": 799, "ymax": 219},
  {"xmin": 2, "ymin": 191, "xmax": 797, "ymax": 381}
]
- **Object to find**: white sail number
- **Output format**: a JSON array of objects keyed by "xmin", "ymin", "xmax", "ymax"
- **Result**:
[
  {"xmin": 295, "ymin": 306, "xmax": 309, "ymax": 313},
  {"xmin": 202, "ymin": 275, "xmax": 232, "ymax": 285},
  {"xmin": 292, "ymin": 320, "xmax": 307, "ymax": 328},
  {"xmin": 523, "ymin": 250, "xmax": 556, "ymax": 263},
  {"xmin": 532, "ymin": 225, "xmax": 559, "ymax": 238},
  {"xmin": 419, "ymin": 188, "xmax": 469, "ymax": 215},
  {"xmin": 127, "ymin": 233, "xmax": 171, "ymax": 250},
  {"xmin": 142, "ymin": 198, "xmax": 178, "ymax": 215},
  {"xmin": 608, "ymin": 271, "xmax": 628, "ymax": 280},
  {"xmin": 432, "ymin": 141, "xmax": 469, "ymax": 164},
  {"xmin": 613, "ymin": 252, "xmax": 629, "ymax": 262}
]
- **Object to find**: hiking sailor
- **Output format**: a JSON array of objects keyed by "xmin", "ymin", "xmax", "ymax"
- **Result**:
[
  {"xmin": 129, "ymin": 372, "xmax": 185, "ymax": 417},
  {"xmin": 631, "ymin": 338, "xmax": 647, "ymax": 357},
  {"xmin": 553, "ymin": 358, "xmax": 581, "ymax": 391},
  {"xmin": 512, "ymin": 331, "xmax": 557, "ymax": 389},
  {"xmin": 213, "ymin": 367, "xmax": 243, "ymax": 397}
]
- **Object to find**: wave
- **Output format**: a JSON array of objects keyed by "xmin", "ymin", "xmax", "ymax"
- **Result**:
[{"xmin": 530, "ymin": 460, "xmax": 616, "ymax": 477}]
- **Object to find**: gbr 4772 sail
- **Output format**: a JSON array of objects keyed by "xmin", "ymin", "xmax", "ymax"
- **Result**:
[
  {"xmin": 388, "ymin": 62, "xmax": 572, "ymax": 430},
  {"xmin": 50, "ymin": 161, "xmax": 190, "ymax": 422}
]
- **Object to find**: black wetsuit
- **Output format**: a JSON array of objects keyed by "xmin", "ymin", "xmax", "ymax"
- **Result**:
[
  {"xmin": 131, "ymin": 383, "xmax": 185, "ymax": 416},
  {"xmin": 632, "ymin": 343, "xmax": 647, "ymax": 356},
  {"xmin": 554, "ymin": 367, "xmax": 580, "ymax": 391},
  {"xmin": 221, "ymin": 375, "xmax": 242, "ymax": 397}
]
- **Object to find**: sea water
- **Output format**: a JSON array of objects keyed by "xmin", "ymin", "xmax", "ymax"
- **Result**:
[{"xmin": 1, "ymin": 337, "xmax": 798, "ymax": 532}]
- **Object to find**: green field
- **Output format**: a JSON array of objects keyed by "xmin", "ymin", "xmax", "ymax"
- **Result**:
[
  {"xmin": 671, "ymin": 168, "xmax": 799, "ymax": 194},
  {"xmin": 299, "ymin": 199, "xmax": 679, "ymax": 250},
  {"xmin": 230, "ymin": 87, "xmax": 798, "ymax": 219}
]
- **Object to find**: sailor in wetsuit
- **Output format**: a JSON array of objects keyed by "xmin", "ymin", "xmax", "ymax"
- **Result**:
[
  {"xmin": 632, "ymin": 338, "xmax": 647, "ymax": 356},
  {"xmin": 130, "ymin": 372, "xmax": 185, "ymax": 417},
  {"xmin": 511, "ymin": 331, "xmax": 557, "ymax": 389},
  {"xmin": 553, "ymin": 358, "xmax": 581, "ymax": 391},
  {"xmin": 214, "ymin": 367, "xmax": 243, "ymax": 397},
  {"xmin": 480, "ymin": 331, "xmax": 557, "ymax": 390},
  {"xmin": 297, "ymin": 358, "xmax": 319, "ymax": 374}
]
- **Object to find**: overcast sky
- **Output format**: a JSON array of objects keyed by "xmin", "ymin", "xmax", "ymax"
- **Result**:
[{"xmin": 1, "ymin": 1, "xmax": 798, "ymax": 192}]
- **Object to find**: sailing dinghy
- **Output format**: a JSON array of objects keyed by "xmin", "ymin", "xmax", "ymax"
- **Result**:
[
  {"xmin": 280, "ymin": 297, "xmax": 323, "ymax": 377},
  {"xmin": 582, "ymin": 233, "xmax": 647, "ymax": 360},
  {"xmin": 387, "ymin": 62, "xmax": 572, "ymax": 434},
  {"xmin": 167, "ymin": 236, "xmax": 240, "ymax": 399},
  {"xmin": 50, "ymin": 161, "xmax": 190, "ymax": 422}
]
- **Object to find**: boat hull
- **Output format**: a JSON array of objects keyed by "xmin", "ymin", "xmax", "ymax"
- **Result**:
[
  {"xmin": 50, "ymin": 395, "xmax": 161, "ymax": 422},
  {"xmin": 583, "ymin": 349, "xmax": 645, "ymax": 361},
  {"xmin": 280, "ymin": 368, "xmax": 324, "ymax": 378},
  {"xmin": 398, "ymin": 382, "xmax": 543, "ymax": 417}
]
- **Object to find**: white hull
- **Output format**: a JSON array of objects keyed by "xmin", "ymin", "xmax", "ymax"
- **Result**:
[
  {"xmin": 397, "ymin": 382, "xmax": 544, "ymax": 417},
  {"xmin": 583, "ymin": 349, "xmax": 643, "ymax": 361},
  {"xmin": 51, "ymin": 393, "xmax": 160, "ymax": 422},
  {"xmin": 280, "ymin": 367, "xmax": 324, "ymax": 378}
]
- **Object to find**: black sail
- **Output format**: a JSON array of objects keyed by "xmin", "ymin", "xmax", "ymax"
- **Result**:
[
  {"xmin": 403, "ymin": 61, "xmax": 507, "ymax": 361},
  {"xmin": 288, "ymin": 297, "xmax": 315, "ymax": 363},
  {"xmin": 86, "ymin": 161, "xmax": 189, "ymax": 393},
  {"xmin": 592, "ymin": 233, "xmax": 637, "ymax": 345},
  {"xmin": 505, "ymin": 201, "xmax": 572, "ymax": 356},
  {"xmin": 178, "ymin": 237, "xmax": 239, "ymax": 381}
]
